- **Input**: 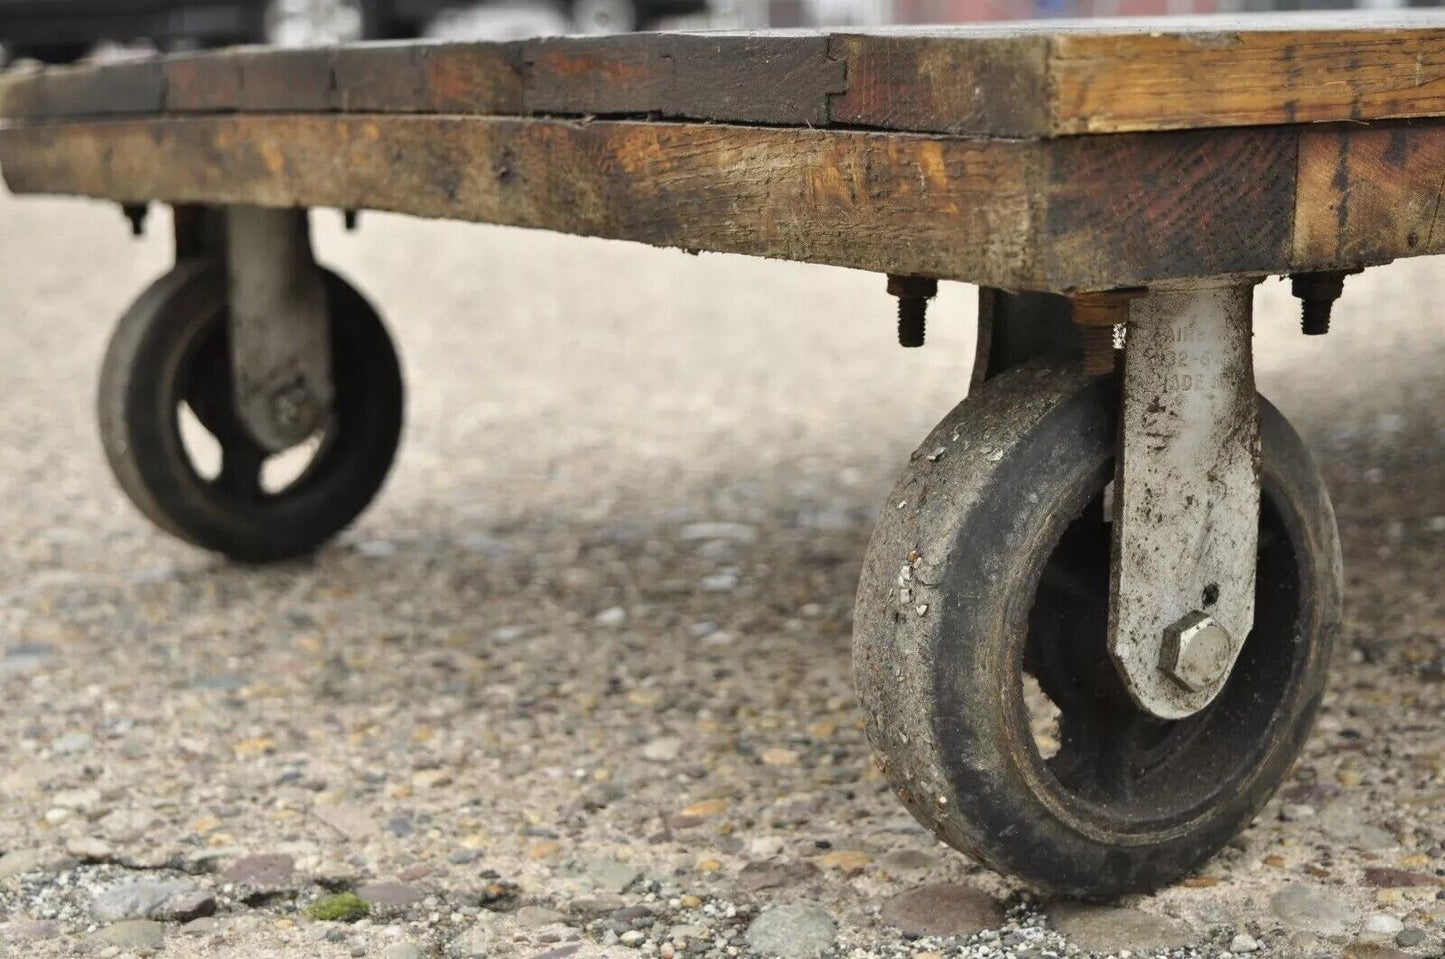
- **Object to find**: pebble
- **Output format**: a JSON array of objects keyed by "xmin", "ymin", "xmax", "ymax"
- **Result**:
[
  {"xmin": 1270, "ymin": 883, "xmax": 1361, "ymax": 936},
  {"xmin": 643, "ymin": 737, "xmax": 683, "ymax": 762},
  {"xmin": 1396, "ymin": 928, "xmax": 1427, "ymax": 947},
  {"xmin": 1359, "ymin": 914, "xmax": 1406, "ymax": 943},
  {"xmin": 162, "ymin": 890, "xmax": 218, "ymax": 922},
  {"xmin": 0, "ymin": 849, "xmax": 60, "ymax": 879},
  {"xmin": 586, "ymin": 858, "xmax": 641, "ymax": 893},
  {"xmin": 222, "ymin": 852, "xmax": 296, "ymax": 887},
  {"xmin": 1231, "ymin": 931, "xmax": 1261, "ymax": 952},
  {"xmin": 1049, "ymin": 905, "xmax": 1197, "ymax": 953},
  {"xmin": 517, "ymin": 905, "xmax": 569, "ymax": 927},
  {"xmin": 381, "ymin": 944, "xmax": 422, "ymax": 959},
  {"xmin": 94, "ymin": 919, "xmax": 165, "ymax": 949},
  {"xmin": 881, "ymin": 883, "xmax": 1004, "ymax": 938},
  {"xmin": 745, "ymin": 901, "xmax": 837, "ymax": 959},
  {"xmin": 91, "ymin": 879, "xmax": 196, "ymax": 922}
]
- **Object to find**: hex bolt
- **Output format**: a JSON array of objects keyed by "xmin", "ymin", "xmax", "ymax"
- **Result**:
[
  {"xmin": 887, "ymin": 275, "xmax": 938, "ymax": 348},
  {"xmin": 1160, "ymin": 610, "xmax": 1234, "ymax": 693},
  {"xmin": 1290, "ymin": 270, "xmax": 1358, "ymax": 336}
]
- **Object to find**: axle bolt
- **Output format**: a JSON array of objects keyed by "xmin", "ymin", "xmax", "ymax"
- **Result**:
[
  {"xmin": 887, "ymin": 275, "xmax": 938, "ymax": 348},
  {"xmin": 1160, "ymin": 611, "xmax": 1233, "ymax": 693}
]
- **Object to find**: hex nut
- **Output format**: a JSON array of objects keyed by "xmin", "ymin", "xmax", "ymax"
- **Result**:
[{"xmin": 1160, "ymin": 610, "xmax": 1234, "ymax": 693}]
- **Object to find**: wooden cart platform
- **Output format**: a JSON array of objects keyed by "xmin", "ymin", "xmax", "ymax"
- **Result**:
[{"xmin": 4, "ymin": 14, "xmax": 1445, "ymax": 291}]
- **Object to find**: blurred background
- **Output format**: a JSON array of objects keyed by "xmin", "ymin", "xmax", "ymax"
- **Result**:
[{"xmin": 2, "ymin": 0, "xmax": 1439, "ymax": 73}]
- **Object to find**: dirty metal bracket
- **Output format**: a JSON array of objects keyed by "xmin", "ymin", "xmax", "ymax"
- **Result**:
[
  {"xmin": 1109, "ymin": 280, "xmax": 1261, "ymax": 720},
  {"xmin": 224, "ymin": 206, "xmax": 334, "ymax": 453}
]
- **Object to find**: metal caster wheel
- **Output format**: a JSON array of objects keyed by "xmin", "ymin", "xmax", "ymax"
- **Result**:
[
  {"xmin": 853, "ymin": 361, "xmax": 1341, "ymax": 899},
  {"xmin": 98, "ymin": 259, "xmax": 404, "ymax": 563}
]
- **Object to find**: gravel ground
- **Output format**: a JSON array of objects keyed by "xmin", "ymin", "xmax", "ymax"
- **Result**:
[{"xmin": 1, "ymin": 188, "xmax": 1443, "ymax": 959}]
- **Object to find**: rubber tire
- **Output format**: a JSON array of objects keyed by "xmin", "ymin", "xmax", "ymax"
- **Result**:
[
  {"xmin": 853, "ymin": 360, "xmax": 1341, "ymax": 899},
  {"xmin": 98, "ymin": 259, "xmax": 404, "ymax": 563}
]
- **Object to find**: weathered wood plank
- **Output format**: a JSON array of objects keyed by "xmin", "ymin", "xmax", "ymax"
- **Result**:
[
  {"xmin": 521, "ymin": 34, "xmax": 845, "ymax": 125},
  {"xmin": 0, "ymin": 115, "xmax": 1040, "ymax": 287},
  {"xmin": 1048, "ymin": 27, "xmax": 1445, "ymax": 134},
  {"xmin": 827, "ymin": 34, "xmax": 1050, "ymax": 137},
  {"xmin": 8, "ymin": 17, "xmax": 1445, "ymax": 136},
  {"xmin": 1294, "ymin": 123, "xmax": 1445, "ymax": 267},
  {"xmin": 0, "ymin": 112, "xmax": 1351, "ymax": 290},
  {"xmin": 1041, "ymin": 126, "xmax": 1299, "ymax": 287}
]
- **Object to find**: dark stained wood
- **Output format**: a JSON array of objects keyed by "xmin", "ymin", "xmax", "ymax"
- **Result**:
[
  {"xmin": 0, "ymin": 59, "xmax": 165, "ymax": 118},
  {"xmin": 827, "ymin": 34, "xmax": 1049, "ymax": 137},
  {"xmin": 0, "ymin": 114, "xmax": 1034, "ymax": 287},
  {"xmin": 1294, "ymin": 122, "xmax": 1445, "ymax": 267},
  {"xmin": 520, "ymin": 34, "xmax": 845, "ymax": 125},
  {"xmin": 1040, "ymin": 127, "xmax": 1300, "ymax": 287},
  {"xmin": 8, "ymin": 16, "xmax": 1445, "ymax": 135},
  {"xmin": 0, "ymin": 112, "xmax": 1348, "ymax": 291}
]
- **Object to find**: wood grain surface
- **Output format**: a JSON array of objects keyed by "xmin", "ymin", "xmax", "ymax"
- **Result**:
[
  {"xmin": 0, "ymin": 112, "xmax": 1343, "ymax": 290},
  {"xmin": 6, "ymin": 16, "xmax": 1445, "ymax": 135}
]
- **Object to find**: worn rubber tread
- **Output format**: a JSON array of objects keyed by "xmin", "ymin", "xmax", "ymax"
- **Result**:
[{"xmin": 853, "ymin": 360, "xmax": 1341, "ymax": 897}]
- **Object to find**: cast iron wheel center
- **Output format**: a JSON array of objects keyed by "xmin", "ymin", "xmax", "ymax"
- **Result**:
[{"xmin": 1018, "ymin": 474, "xmax": 1307, "ymax": 831}]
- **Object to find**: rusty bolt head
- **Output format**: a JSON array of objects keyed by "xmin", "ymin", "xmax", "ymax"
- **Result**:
[{"xmin": 1160, "ymin": 611, "xmax": 1233, "ymax": 693}]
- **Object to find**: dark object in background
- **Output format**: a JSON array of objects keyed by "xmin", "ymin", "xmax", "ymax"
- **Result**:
[
  {"xmin": 0, "ymin": 0, "xmax": 709, "ymax": 65},
  {"xmin": 1, "ymin": 0, "xmax": 265, "ymax": 62}
]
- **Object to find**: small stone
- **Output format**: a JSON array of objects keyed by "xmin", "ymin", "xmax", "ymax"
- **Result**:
[
  {"xmin": 381, "ymin": 944, "xmax": 422, "ymax": 959},
  {"xmin": 745, "ymin": 901, "xmax": 837, "ymax": 959},
  {"xmin": 586, "ymin": 858, "xmax": 641, "ymax": 893},
  {"xmin": 1050, "ymin": 905, "xmax": 1197, "ymax": 953},
  {"xmin": 222, "ymin": 853, "xmax": 295, "ymax": 887},
  {"xmin": 643, "ymin": 737, "xmax": 683, "ymax": 762},
  {"xmin": 818, "ymin": 850, "xmax": 870, "ymax": 871},
  {"xmin": 879, "ymin": 849, "xmax": 937, "ymax": 872},
  {"xmin": 91, "ymin": 880, "xmax": 196, "ymax": 922},
  {"xmin": 738, "ymin": 860, "xmax": 820, "ymax": 891},
  {"xmin": 760, "ymin": 748, "xmax": 799, "ymax": 766},
  {"xmin": 51, "ymin": 732, "xmax": 94, "ymax": 754},
  {"xmin": 700, "ymin": 573, "xmax": 739, "ymax": 592},
  {"xmin": 0, "ymin": 849, "xmax": 60, "ymax": 879},
  {"xmin": 1270, "ymin": 883, "xmax": 1361, "ymax": 937},
  {"xmin": 355, "ymin": 882, "xmax": 425, "ymax": 909},
  {"xmin": 594, "ymin": 606, "xmax": 627, "ymax": 627},
  {"xmin": 881, "ymin": 884, "xmax": 1004, "ymax": 938},
  {"xmin": 1231, "ymin": 932, "xmax": 1261, "ymax": 953},
  {"xmin": 94, "ymin": 919, "xmax": 164, "ymax": 949},
  {"xmin": 1318, "ymin": 802, "xmax": 1396, "ymax": 850},
  {"xmin": 516, "ymin": 905, "xmax": 568, "ymax": 927},
  {"xmin": 160, "ymin": 890, "xmax": 217, "ymax": 922},
  {"xmin": 314, "ymin": 804, "xmax": 381, "ymax": 840},
  {"xmin": 1364, "ymin": 867, "xmax": 1440, "ymax": 889},
  {"xmin": 1360, "ymin": 914, "xmax": 1406, "ymax": 942},
  {"xmin": 1396, "ymin": 929, "xmax": 1427, "ymax": 948},
  {"xmin": 619, "ymin": 929, "xmax": 646, "ymax": 945}
]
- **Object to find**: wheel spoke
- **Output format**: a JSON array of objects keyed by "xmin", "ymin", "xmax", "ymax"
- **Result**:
[{"xmin": 215, "ymin": 439, "xmax": 267, "ymax": 502}]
